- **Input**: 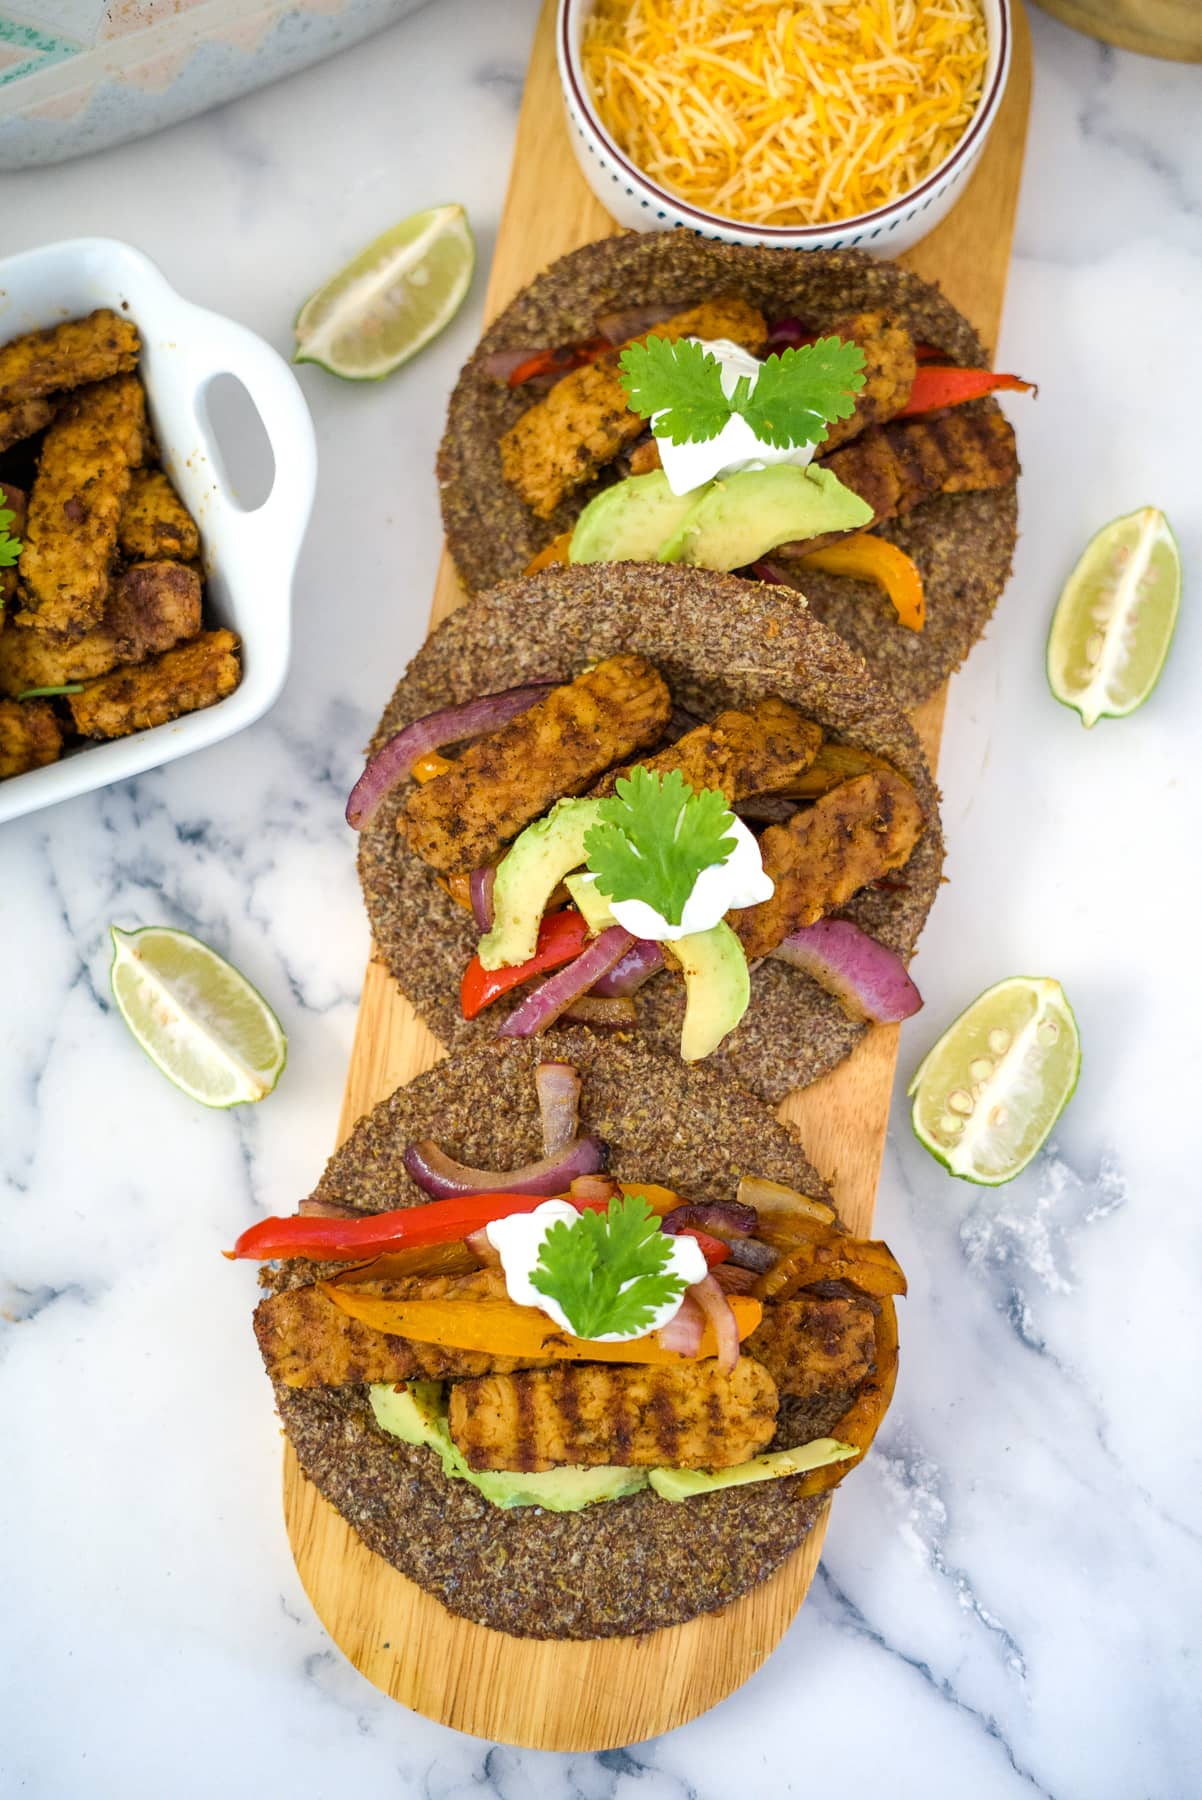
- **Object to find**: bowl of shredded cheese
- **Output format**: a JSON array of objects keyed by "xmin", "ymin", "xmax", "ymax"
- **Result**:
[{"xmin": 558, "ymin": 0, "xmax": 1010, "ymax": 254}]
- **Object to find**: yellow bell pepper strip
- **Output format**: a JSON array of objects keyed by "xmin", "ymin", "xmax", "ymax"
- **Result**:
[
  {"xmin": 796, "ymin": 533, "xmax": 926, "ymax": 632},
  {"xmin": 523, "ymin": 530, "xmax": 574, "ymax": 576},
  {"xmin": 752, "ymin": 1234, "xmax": 907, "ymax": 1304},
  {"xmin": 320, "ymin": 1283, "xmax": 762, "ymax": 1363}
]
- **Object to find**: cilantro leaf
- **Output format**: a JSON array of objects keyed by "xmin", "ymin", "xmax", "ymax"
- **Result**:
[
  {"xmin": 0, "ymin": 504, "xmax": 21, "ymax": 573},
  {"xmin": 618, "ymin": 336, "xmax": 729, "ymax": 444},
  {"xmin": 584, "ymin": 765, "xmax": 737, "ymax": 928},
  {"xmin": 530, "ymin": 1193, "xmax": 687, "ymax": 1339},
  {"xmin": 736, "ymin": 338, "xmax": 867, "ymax": 449}
]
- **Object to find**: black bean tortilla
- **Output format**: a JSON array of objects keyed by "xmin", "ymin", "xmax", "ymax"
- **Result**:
[
  {"xmin": 437, "ymin": 234, "xmax": 1018, "ymax": 708},
  {"xmin": 273, "ymin": 1033, "xmax": 868, "ymax": 1640},
  {"xmin": 357, "ymin": 563, "xmax": 944, "ymax": 1103}
]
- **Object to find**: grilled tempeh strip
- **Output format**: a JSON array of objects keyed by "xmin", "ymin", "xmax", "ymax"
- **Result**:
[
  {"xmin": 118, "ymin": 468, "xmax": 201, "ymax": 563},
  {"xmin": 732, "ymin": 769, "xmax": 925, "ymax": 959},
  {"xmin": 448, "ymin": 1355, "xmax": 778, "ymax": 1472},
  {"xmin": 18, "ymin": 374, "xmax": 146, "ymax": 637},
  {"xmin": 0, "ymin": 309, "xmax": 140, "ymax": 410},
  {"xmin": 403, "ymin": 653, "xmax": 672, "ymax": 874},
  {"xmin": 0, "ymin": 396, "xmax": 56, "ymax": 454},
  {"xmin": 67, "ymin": 626, "xmax": 239, "ymax": 740},
  {"xmin": 0, "ymin": 561, "xmax": 201, "ymax": 695},
  {"xmin": 0, "ymin": 697, "xmax": 61, "ymax": 778},
  {"xmin": 499, "ymin": 297, "xmax": 767, "ymax": 519},
  {"xmin": 255, "ymin": 1283, "xmax": 555, "ymax": 1389},
  {"xmin": 817, "ymin": 310, "xmax": 918, "ymax": 453},
  {"xmin": 593, "ymin": 696, "xmax": 823, "ymax": 803},
  {"xmin": 745, "ymin": 1294, "xmax": 878, "ymax": 1402}
]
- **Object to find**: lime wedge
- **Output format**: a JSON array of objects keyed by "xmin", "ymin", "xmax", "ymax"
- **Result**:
[
  {"xmin": 1047, "ymin": 506, "xmax": 1180, "ymax": 728},
  {"xmin": 294, "ymin": 204, "xmax": 474, "ymax": 380},
  {"xmin": 908, "ymin": 977, "xmax": 1080, "ymax": 1186},
  {"xmin": 109, "ymin": 925, "xmax": 286, "ymax": 1107}
]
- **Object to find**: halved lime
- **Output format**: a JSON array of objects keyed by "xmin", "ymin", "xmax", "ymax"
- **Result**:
[
  {"xmin": 1047, "ymin": 507, "xmax": 1180, "ymax": 728},
  {"xmin": 908, "ymin": 977, "xmax": 1080, "ymax": 1185},
  {"xmin": 109, "ymin": 925, "xmax": 286, "ymax": 1107},
  {"xmin": 294, "ymin": 203, "xmax": 474, "ymax": 380}
]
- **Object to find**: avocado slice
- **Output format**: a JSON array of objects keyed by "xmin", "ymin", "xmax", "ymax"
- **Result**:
[
  {"xmin": 478, "ymin": 797, "xmax": 603, "ymax": 971},
  {"xmin": 563, "ymin": 869, "xmax": 618, "ymax": 934},
  {"xmin": 369, "ymin": 1382, "xmax": 648, "ymax": 1512},
  {"xmin": 660, "ymin": 463, "xmax": 873, "ymax": 568},
  {"xmin": 663, "ymin": 920, "xmax": 750, "ymax": 1061},
  {"xmin": 648, "ymin": 1438, "xmax": 858, "ymax": 1502},
  {"xmin": 570, "ymin": 470, "xmax": 699, "ymax": 566}
]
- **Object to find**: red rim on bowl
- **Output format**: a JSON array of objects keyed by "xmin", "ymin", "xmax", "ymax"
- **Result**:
[{"xmin": 559, "ymin": 0, "xmax": 1012, "ymax": 239}]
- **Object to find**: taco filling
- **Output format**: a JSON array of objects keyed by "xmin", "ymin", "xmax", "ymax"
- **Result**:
[
  {"xmin": 350, "ymin": 648, "xmax": 927, "ymax": 1063},
  {"xmin": 237, "ymin": 1046, "xmax": 903, "ymax": 1640}
]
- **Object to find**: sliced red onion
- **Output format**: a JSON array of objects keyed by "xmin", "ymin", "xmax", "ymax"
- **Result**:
[
  {"xmin": 589, "ymin": 939, "xmax": 664, "ymax": 999},
  {"xmin": 763, "ymin": 317, "xmax": 813, "ymax": 355},
  {"xmin": 661, "ymin": 1200, "xmax": 757, "ymax": 1241},
  {"xmin": 535, "ymin": 1060, "xmax": 581, "ymax": 1156},
  {"xmin": 481, "ymin": 346, "xmax": 545, "ymax": 381},
  {"xmin": 469, "ymin": 866, "xmax": 496, "ymax": 933},
  {"xmin": 749, "ymin": 557, "xmax": 796, "ymax": 587},
  {"xmin": 497, "ymin": 925, "xmax": 633, "ymax": 1039},
  {"xmin": 689, "ymin": 1273, "xmax": 740, "ymax": 1374},
  {"xmin": 656, "ymin": 1291, "xmax": 705, "ymax": 1356},
  {"xmin": 772, "ymin": 918, "xmax": 923, "ymax": 1024},
  {"xmin": 712, "ymin": 1262, "xmax": 759, "ymax": 1295},
  {"xmin": 346, "ymin": 683, "xmax": 552, "ymax": 830},
  {"xmin": 402, "ymin": 1135, "xmax": 606, "ymax": 1199},
  {"xmin": 568, "ymin": 1174, "xmax": 622, "ymax": 1204},
  {"xmin": 464, "ymin": 1225, "xmax": 501, "ymax": 1267},
  {"xmin": 736, "ymin": 1175, "xmax": 836, "ymax": 1227},
  {"xmin": 561, "ymin": 996, "xmax": 638, "ymax": 1027},
  {"xmin": 726, "ymin": 1237, "xmax": 779, "ymax": 1273},
  {"xmin": 596, "ymin": 303, "xmax": 678, "ymax": 344}
]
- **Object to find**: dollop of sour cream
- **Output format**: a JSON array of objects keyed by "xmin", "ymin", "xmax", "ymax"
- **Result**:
[
  {"xmin": 581, "ymin": 814, "xmax": 774, "ymax": 943},
  {"xmin": 486, "ymin": 1199, "xmax": 707, "ymax": 1343},
  {"xmin": 654, "ymin": 337, "xmax": 818, "ymax": 497}
]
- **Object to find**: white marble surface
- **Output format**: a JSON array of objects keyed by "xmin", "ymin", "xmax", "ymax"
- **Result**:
[{"xmin": 3, "ymin": 5, "xmax": 1200, "ymax": 1795}]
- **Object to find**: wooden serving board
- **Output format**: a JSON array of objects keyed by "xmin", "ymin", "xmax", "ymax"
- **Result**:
[{"xmin": 284, "ymin": 0, "xmax": 1033, "ymax": 1751}]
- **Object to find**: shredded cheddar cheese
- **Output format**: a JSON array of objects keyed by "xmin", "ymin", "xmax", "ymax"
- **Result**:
[{"xmin": 581, "ymin": 0, "xmax": 989, "ymax": 228}]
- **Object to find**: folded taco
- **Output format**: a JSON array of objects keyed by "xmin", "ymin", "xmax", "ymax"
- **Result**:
[
  {"xmin": 235, "ymin": 1035, "xmax": 905, "ymax": 1640},
  {"xmin": 351, "ymin": 562, "xmax": 942, "ymax": 1103},
  {"xmin": 438, "ymin": 235, "xmax": 1027, "ymax": 707}
]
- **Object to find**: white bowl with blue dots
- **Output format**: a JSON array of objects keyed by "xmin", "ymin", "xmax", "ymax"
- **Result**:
[{"xmin": 556, "ymin": 0, "xmax": 1012, "ymax": 258}]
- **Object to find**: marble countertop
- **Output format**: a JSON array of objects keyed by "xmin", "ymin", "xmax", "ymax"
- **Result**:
[{"xmin": 4, "ymin": 5, "xmax": 1200, "ymax": 1795}]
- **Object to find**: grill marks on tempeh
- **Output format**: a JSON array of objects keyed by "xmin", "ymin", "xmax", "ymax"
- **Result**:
[
  {"xmin": 447, "ymin": 1356, "xmax": 779, "ymax": 1472},
  {"xmin": 592, "ymin": 695, "xmax": 823, "ymax": 805},
  {"xmin": 403, "ymin": 653, "xmax": 672, "ymax": 874},
  {"xmin": 732, "ymin": 769, "xmax": 926, "ymax": 959}
]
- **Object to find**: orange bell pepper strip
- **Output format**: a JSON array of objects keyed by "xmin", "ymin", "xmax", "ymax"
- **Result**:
[
  {"xmin": 796, "ymin": 533, "xmax": 926, "ymax": 633},
  {"xmin": 523, "ymin": 531, "xmax": 574, "ymax": 576},
  {"xmin": 506, "ymin": 338, "xmax": 610, "ymax": 387},
  {"xmin": 899, "ymin": 365, "xmax": 1034, "ymax": 416},
  {"xmin": 320, "ymin": 1283, "xmax": 761, "ymax": 1363},
  {"xmin": 411, "ymin": 749, "xmax": 454, "ymax": 783}
]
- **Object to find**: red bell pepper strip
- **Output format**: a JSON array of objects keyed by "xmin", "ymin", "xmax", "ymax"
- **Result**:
[
  {"xmin": 506, "ymin": 337, "xmax": 610, "ymax": 387},
  {"xmin": 227, "ymin": 1191, "xmax": 557, "ymax": 1262},
  {"xmin": 227, "ymin": 1190, "xmax": 731, "ymax": 1267},
  {"xmin": 461, "ymin": 908, "xmax": 591, "ymax": 1020},
  {"xmin": 899, "ymin": 365, "xmax": 1035, "ymax": 416}
]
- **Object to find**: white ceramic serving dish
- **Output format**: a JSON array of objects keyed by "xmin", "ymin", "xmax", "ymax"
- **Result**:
[
  {"xmin": 557, "ymin": 0, "xmax": 1012, "ymax": 256},
  {"xmin": 0, "ymin": 237, "xmax": 316, "ymax": 826}
]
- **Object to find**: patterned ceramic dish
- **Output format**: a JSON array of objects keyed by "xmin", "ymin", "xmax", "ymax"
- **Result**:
[
  {"xmin": 556, "ymin": 0, "xmax": 1012, "ymax": 256},
  {"xmin": 0, "ymin": 237, "xmax": 316, "ymax": 826}
]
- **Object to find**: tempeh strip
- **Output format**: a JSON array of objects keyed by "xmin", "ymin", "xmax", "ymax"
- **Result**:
[
  {"xmin": 67, "ymin": 626, "xmax": 239, "ymax": 740},
  {"xmin": 0, "ymin": 308, "xmax": 139, "ymax": 409},
  {"xmin": 118, "ymin": 468, "xmax": 200, "ymax": 562},
  {"xmin": 0, "ymin": 561, "xmax": 201, "ymax": 695},
  {"xmin": 0, "ymin": 697, "xmax": 61, "ymax": 778}
]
